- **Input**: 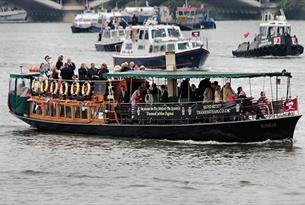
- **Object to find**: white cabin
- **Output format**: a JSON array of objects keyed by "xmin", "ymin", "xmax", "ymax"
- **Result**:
[
  {"xmin": 259, "ymin": 10, "xmax": 291, "ymax": 38},
  {"xmin": 120, "ymin": 24, "xmax": 202, "ymax": 56}
]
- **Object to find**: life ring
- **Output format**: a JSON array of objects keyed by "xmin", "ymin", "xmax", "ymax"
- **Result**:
[
  {"xmin": 40, "ymin": 79, "xmax": 49, "ymax": 93},
  {"xmin": 50, "ymin": 80, "xmax": 59, "ymax": 95},
  {"xmin": 59, "ymin": 81, "xmax": 69, "ymax": 96},
  {"xmin": 81, "ymin": 82, "xmax": 91, "ymax": 96},
  {"xmin": 70, "ymin": 82, "xmax": 80, "ymax": 96},
  {"xmin": 31, "ymin": 79, "xmax": 41, "ymax": 93}
]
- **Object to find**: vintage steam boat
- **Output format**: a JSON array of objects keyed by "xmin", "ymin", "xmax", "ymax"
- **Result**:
[
  {"xmin": 233, "ymin": 10, "xmax": 303, "ymax": 57},
  {"xmin": 8, "ymin": 57, "xmax": 301, "ymax": 142},
  {"xmin": 113, "ymin": 24, "xmax": 209, "ymax": 69},
  {"xmin": 95, "ymin": 27, "xmax": 126, "ymax": 52}
]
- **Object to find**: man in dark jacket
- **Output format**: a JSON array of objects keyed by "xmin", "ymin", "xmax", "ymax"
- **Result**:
[
  {"xmin": 60, "ymin": 63, "xmax": 74, "ymax": 80},
  {"xmin": 118, "ymin": 85, "xmax": 129, "ymax": 103},
  {"xmin": 160, "ymin": 84, "xmax": 169, "ymax": 102}
]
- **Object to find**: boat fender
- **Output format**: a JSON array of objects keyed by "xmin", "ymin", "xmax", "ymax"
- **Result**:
[
  {"xmin": 40, "ymin": 79, "xmax": 49, "ymax": 93},
  {"xmin": 82, "ymin": 82, "xmax": 91, "ymax": 96},
  {"xmin": 50, "ymin": 80, "xmax": 59, "ymax": 95},
  {"xmin": 60, "ymin": 81, "xmax": 69, "ymax": 96},
  {"xmin": 70, "ymin": 82, "xmax": 80, "ymax": 96}
]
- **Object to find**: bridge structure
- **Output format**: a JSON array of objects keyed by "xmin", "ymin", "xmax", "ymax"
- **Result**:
[{"xmin": 3, "ymin": 0, "xmax": 277, "ymax": 22}]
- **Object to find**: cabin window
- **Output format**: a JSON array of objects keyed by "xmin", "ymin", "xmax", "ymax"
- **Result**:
[
  {"xmin": 153, "ymin": 45, "xmax": 160, "ymax": 52},
  {"xmin": 90, "ymin": 106, "xmax": 97, "ymax": 119},
  {"xmin": 152, "ymin": 29, "xmax": 166, "ymax": 38},
  {"xmin": 81, "ymin": 106, "xmax": 88, "ymax": 119},
  {"xmin": 60, "ymin": 105, "xmax": 65, "ymax": 117},
  {"xmin": 16, "ymin": 78, "xmax": 30, "ymax": 97},
  {"xmin": 118, "ymin": 30, "xmax": 125, "ymax": 36},
  {"xmin": 168, "ymin": 28, "xmax": 180, "ymax": 38},
  {"xmin": 286, "ymin": 27, "xmax": 291, "ymax": 35},
  {"xmin": 103, "ymin": 30, "xmax": 110, "ymax": 38},
  {"xmin": 160, "ymin": 45, "xmax": 166, "ymax": 52},
  {"xmin": 138, "ymin": 45, "xmax": 145, "ymax": 50},
  {"xmin": 32, "ymin": 102, "xmax": 42, "ymax": 115},
  {"xmin": 178, "ymin": 42, "xmax": 188, "ymax": 50},
  {"xmin": 9, "ymin": 79, "xmax": 15, "ymax": 94},
  {"xmin": 139, "ymin": 30, "xmax": 144, "ymax": 40},
  {"xmin": 167, "ymin": 44, "xmax": 175, "ymax": 51},
  {"xmin": 111, "ymin": 30, "xmax": 118, "ymax": 38},
  {"xmin": 278, "ymin": 27, "xmax": 285, "ymax": 35},
  {"xmin": 66, "ymin": 106, "xmax": 72, "ymax": 118},
  {"xmin": 144, "ymin": 30, "xmax": 149, "ymax": 39},
  {"xmin": 260, "ymin": 27, "xmax": 267, "ymax": 37},
  {"xmin": 75, "ymin": 106, "xmax": 81, "ymax": 118},
  {"xmin": 125, "ymin": 43, "xmax": 132, "ymax": 50},
  {"xmin": 46, "ymin": 102, "xmax": 56, "ymax": 117},
  {"xmin": 178, "ymin": 11, "xmax": 183, "ymax": 16}
]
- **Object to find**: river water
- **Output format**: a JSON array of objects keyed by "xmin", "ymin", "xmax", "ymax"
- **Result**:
[{"xmin": 0, "ymin": 21, "xmax": 305, "ymax": 204}]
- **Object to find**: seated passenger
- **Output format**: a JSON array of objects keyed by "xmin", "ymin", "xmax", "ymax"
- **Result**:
[
  {"xmin": 214, "ymin": 85, "xmax": 222, "ymax": 103},
  {"xmin": 145, "ymin": 89, "xmax": 154, "ymax": 104},
  {"xmin": 237, "ymin": 86, "xmax": 247, "ymax": 99},
  {"xmin": 256, "ymin": 91, "xmax": 269, "ymax": 119}
]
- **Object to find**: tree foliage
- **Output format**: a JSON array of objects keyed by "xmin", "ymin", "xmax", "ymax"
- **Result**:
[{"xmin": 277, "ymin": 0, "xmax": 305, "ymax": 10}]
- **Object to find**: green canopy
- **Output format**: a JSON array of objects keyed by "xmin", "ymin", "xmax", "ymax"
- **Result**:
[
  {"xmin": 104, "ymin": 70, "xmax": 292, "ymax": 79},
  {"xmin": 10, "ymin": 72, "xmax": 40, "ymax": 79}
]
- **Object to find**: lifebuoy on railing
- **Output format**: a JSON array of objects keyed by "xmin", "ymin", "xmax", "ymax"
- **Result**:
[
  {"xmin": 70, "ymin": 82, "xmax": 80, "ymax": 96},
  {"xmin": 81, "ymin": 82, "xmax": 91, "ymax": 96},
  {"xmin": 59, "ymin": 81, "xmax": 69, "ymax": 96},
  {"xmin": 50, "ymin": 80, "xmax": 59, "ymax": 95},
  {"xmin": 32, "ymin": 79, "xmax": 41, "ymax": 93},
  {"xmin": 40, "ymin": 79, "xmax": 49, "ymax": 93}
]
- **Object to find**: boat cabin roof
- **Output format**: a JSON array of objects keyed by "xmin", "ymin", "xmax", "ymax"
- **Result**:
[
  {"xmin": 104, "ymin": 70, "xmax": 292, "ymax": 79},
  {"xmin": 10, "ymin": 72, "xmax": 39, "ymax": 79}
]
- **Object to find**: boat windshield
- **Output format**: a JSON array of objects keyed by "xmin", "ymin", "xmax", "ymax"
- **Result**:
[
  {"xmin": 152, "ymin": 29, "xmax": 166, "ymax": 38},
  {"xmin": 168, "ymin": 28, "xmax": 181, "ymax": 38}
]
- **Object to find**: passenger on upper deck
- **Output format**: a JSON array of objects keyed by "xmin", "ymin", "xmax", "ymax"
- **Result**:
[
  {"xmin": 131, "ymin": 14, "xmax": 138, "ymax": 25},
  {"xmin": 66, "ymin": 58, "xmax": 76, "ymax": 72},
  {"xmin": 87, "ymin": 63, "xmax": 98, "ymax": 80},
  {"xmin": 78, "ymin": 63, "xmax": 88, "ymax": 80},
  {"xmin": 60, "ymin": 63, "xmax": 74, "ymax": 80},
  {"xmin": 97, "ymin": 63, "xmax": 109, "ymax": 80}
]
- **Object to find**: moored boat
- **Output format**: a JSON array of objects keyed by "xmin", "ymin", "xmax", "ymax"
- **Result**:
[
  {"xmin": 175, "ymin": 5, "xmax": 216, "ymax": 31},
  {"xmin": 0, "ymin": 8, "xmax": 27, "ymax": 22},
  {"xmin": 95, "ymin": 27, "xmax": 126, "ymax": 52},
  {"xmin": 8, "ymin": 60, "xmax": 301, "ymax": 142},
  {"xmin": 233, "ymin": 9, "xmax": 303, "ymax": 57},
  {"xmin": 113, "ymin": 24, "xmax": 209, "ymax": 69}
]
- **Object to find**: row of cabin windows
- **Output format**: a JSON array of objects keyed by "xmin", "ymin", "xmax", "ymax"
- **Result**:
[
  {"xmin": 103, "ymin": 30, "xmax": 126, "ymax": 39},
  {"xmin": 129, "ymin": 28, "xmax": 181, "ymax": 41},
  {"xmin": 260, "ymin": 26, "xmax": 291, "ymax": 37},
  {"xmin": 32, "ymin": 102, "xmax": 102, "ymax": 120},
  {"xmin": 177, "ymin": 11, "xmax": 196, "ymax": 16},
  {"xmin": 142, "ymin": 42, "xmax": 199, "ymax": 53}
]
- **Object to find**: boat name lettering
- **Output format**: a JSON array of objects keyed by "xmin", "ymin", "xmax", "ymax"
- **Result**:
[{"xmin": 259, "ymin": 39, "xmax": 272, "ymax": 47}]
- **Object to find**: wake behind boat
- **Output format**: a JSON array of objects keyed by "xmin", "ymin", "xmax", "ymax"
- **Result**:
[
  {"xmin": 233, "ymin": 9, "xmax": 303, "ymax": 57},
  {"xmin": 113, "ymin": 24, "xmax": 209, "ymax": 69}
]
